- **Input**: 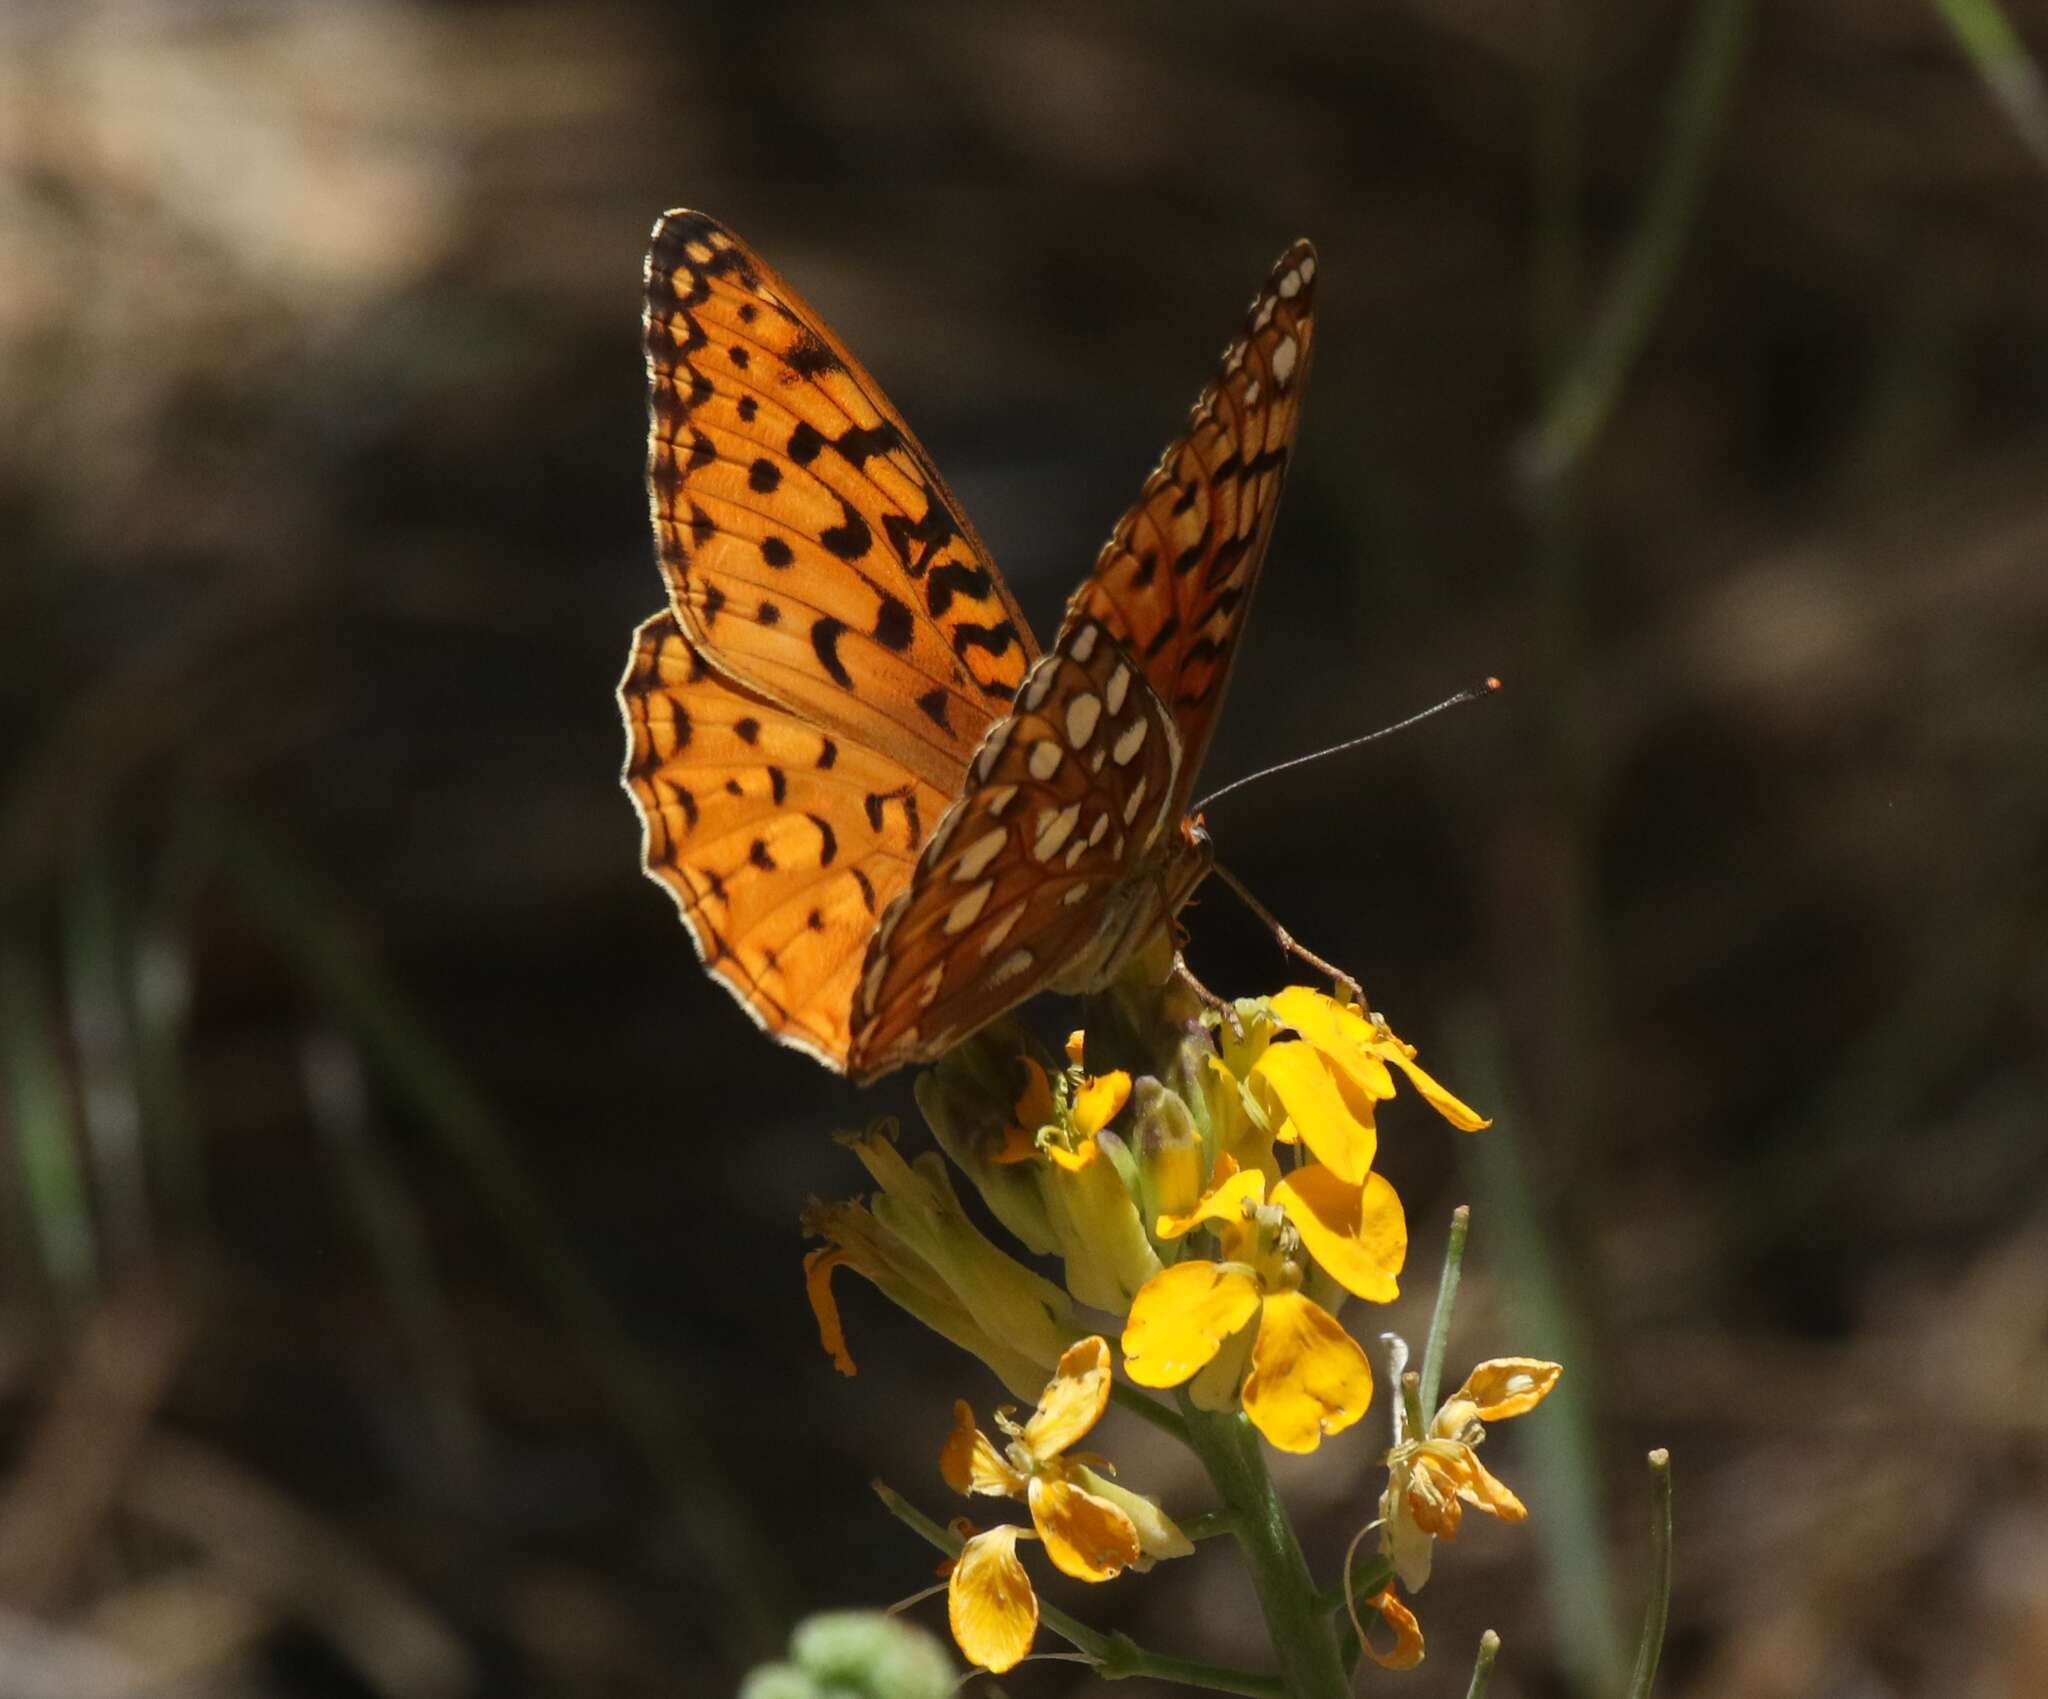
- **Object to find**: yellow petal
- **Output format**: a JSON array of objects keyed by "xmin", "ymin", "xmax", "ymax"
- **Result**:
[
  {"xmin": 1044, "ymin": 1136, "xmax": 1099, "ymax": 1172},
  {"xmin": 1267, "ymin": 987, "xmax": 1398, "ymax": 1103},
  {"xmin": 1359, "ymin": 1587, "xmax": 1426, "ymax": 1670},
  {"xmin": 1383, "ymin": 1044, "xmax": 1491, "ymax": 1131},
  {"xmin": 1022, "ymin": 1336, "xmax": 1112, "ymax": 1460},
  {"xmin": 1065, "ymin": 1029, "xmax": 1087, "ymax": 1068},
  {"xmin": 948, "ymin": 1526, "xmax": 1038, "ymax": 1673},
  {"xmin": 1069, "ymin": 1464, "xmax": 1193, "ymax": 1565},
  {"xmin": 1154, "ymin": 1154, "xmax": 1264, "ymax": 1241},
  {"xmin": 1240, "ymin": 1290, "xmax": 1373, "ymax": 1453},
  {"xmin": 1010, "ymin": 1056, "xmax": 1055, "ymax": 1132},
  {"xmin": 1456, "ymin": 1449, "xmax": 1529, "ymax": 1522},
  {"xmin": 1453, "ymin": 1358, "xmax": 1562, "ymax": 1421},
  {"xmin": 1121, "ymin": 1261, "xmax": 1262, "ymax": 1388},
  {"xmin": 1250, "ymin": 1042, "xmax": 1377, "ymax": 1184},
  {"xmin": 942, "ymin": 1400, "xmax": 1026, "ymax": 1499},
  {"xmin": 1071, "ymin": 1070, "xmax": 1131, "ymax": 1137},
  {"xmin": 802, "ymin": 1247, "xmax": 859, "ymax": 1376},
  {"xmin": 1027, "ymin": 1473, "xmax": 1142, "ymax": 1581},
  {"xmin": 1273, "ymin": 1168, "xmax": 1407, "ymax": 1302}
]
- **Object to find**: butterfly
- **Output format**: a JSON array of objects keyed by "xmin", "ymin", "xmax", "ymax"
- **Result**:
[{"xmin": 620, "ymin": 211, "xmax": 1315, "ymax": 1082}]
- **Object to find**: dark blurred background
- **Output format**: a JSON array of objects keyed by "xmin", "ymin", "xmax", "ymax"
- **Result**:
[{"xmin": 4, "ymin": 1, "xmax": 2046, "ymax": 1694}]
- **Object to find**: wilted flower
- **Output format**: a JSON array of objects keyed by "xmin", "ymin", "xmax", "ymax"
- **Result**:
[{"xmin": 1381, "ymin": 1358, "xmax": 1562, "ymax": 1590}]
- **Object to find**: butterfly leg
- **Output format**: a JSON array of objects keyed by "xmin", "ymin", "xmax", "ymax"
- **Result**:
[
  {"xmin": 1210, "ymin": 861, "xmax": 1366, "ymax": 1010},
  {"xmin": 1172, "ymin": 952, "xmax": 1245, "ymax": 1042}
]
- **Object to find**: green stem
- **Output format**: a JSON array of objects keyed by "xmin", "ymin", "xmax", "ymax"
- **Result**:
[
  {"xmin": 1178, "ymin": 1403, "xmax": 1350, "ymax": 1699},
  {"xmin": 1520, "ymin": 0, "xmax": 1754, "ymax": 487},
  {"xmin": 1111, "ymin": 1378, "xmax": 1192, "ymax": 1446},
  {"xmin": 1418, "ymin": 1204, "xmax": 1471, "ymax": 1416},
  {"xmin": 1933, "ymin": 0, "xmax": 2048, "ymax": 170},
  {"xmin": 873, "ymin": 1483, "xmax": 1284, "ymax": 1698},
  {"xmin": 1624, "ymin": 1450, "xmax": 1675, "ymax": 1699}
]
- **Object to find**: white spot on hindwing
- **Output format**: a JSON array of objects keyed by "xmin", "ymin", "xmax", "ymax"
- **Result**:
[
  {"xmin": 1122, "ymin": 774, "xmax": 1149, "ymax": 824},
  {"xmin": 1028, "ymin": 740, "xmax": 1062, "ymax": 781},
  {"xmin": 1105, "ymin": 664, "xmax": 1130, "ymax": 715},
  {"xmin": 984, "ymin": 784, "xmax": 1019, "ymax": 817},
  {"xmin": 955, "ymin": 828, "xmax": 1007, "ymax": 882},
  {"xmin": 1297, "ymin": 253, "xmax": 1315, "ymax": 282},
  {"xmin": 1062, "ymin": 884, "xmax": 1091, "ymax": 906},
  {"xmin": 988, "ymin": 948, "xmax": 1035, "ymax": 987},
  {"xmin": 1068, "ymin": 623, "xmax": 1100, "ymax": 664},
  {"xmin": 1277, "ymin": 267, "xmax": 1301, "ymax": 299},
  {"xmin": 1022, "ymin": 665, "xmax": 1057, "ymax": 711},
  {"xmin": 943, "ymin": 880, "xmax": 993, "ymax": 934},
  {"xmin": 916, "ymin": 964, "xmax": 945, "ymax": 1009},
  {"xmin": 1033, "ymin": 804, "xmax": 1081, "ymax": 861},
  {"xmin": 1066, "ymin": 693, "xmax": 1102, "ymax": 747},
  {"xmin": 978, "ymin": 902, "xmax": 1025, "ymax": 956},
  {"xmin": 1112, "ymin": 717, "xmax": 1149, "ymax": 766},
  {"xmin": 1271, "ymin": 335, "xmax": 1298, "ymax": 387},
  {"xmin": 1088, "ymin": 813, "xmax": 1109, "ymax": 846}
]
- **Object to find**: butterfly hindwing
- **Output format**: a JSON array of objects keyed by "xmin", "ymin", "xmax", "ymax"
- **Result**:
[
  {"xmin": 1061, "ymin": 238, "xmax": 1316, "ymax": 791},
  {"xmin": 620, "ymin": 611, "xmax": 953, "ymax": 1069},
  {"xmin": 848, "ymin": 618, "xmax": 1183, "ymax": 1082},
  {"xmin": 644, "ymin": 209, "xmax": 1040, "ymax": 794}
]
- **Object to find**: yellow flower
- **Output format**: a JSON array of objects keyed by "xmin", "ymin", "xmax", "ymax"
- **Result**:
[
  {"xmin": 941, "ymin": 1337, "xmax": 1190, "ymax": 1672},
  {"xmin": 1253, "ymin": 988, "xmax": 1491, "ymax": 1178},
  {"xmin": 996, "ymin": 1037, "xmax": 1132, "ymax": 1171},
  {"xmin": 1120, "ymin": 1155, "xmax": 1407, "ymax": 1452},
  {"xmin": 1380, "ymin": 1357, "xmax": 1562, "ymax": 1590},
  {"xmin": 980, "ymin": 1046, "xmax": 1157, "ymax": 1313}
]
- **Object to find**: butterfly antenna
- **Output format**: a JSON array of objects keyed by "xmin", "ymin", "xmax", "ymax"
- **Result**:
[{"xmin": 1192, "ymin": 676, "xmax": 1501, "ymax": 815}]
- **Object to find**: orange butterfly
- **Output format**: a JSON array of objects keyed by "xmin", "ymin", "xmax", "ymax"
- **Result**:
[{"xmin": 620, "ymin": 211, "xmax": 1315, "ymax": 1081}]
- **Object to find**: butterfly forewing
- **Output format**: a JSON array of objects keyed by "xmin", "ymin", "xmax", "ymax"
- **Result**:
[
  {"xmin": 848, "ymin": 619, "xmax": 1183, "ymax": 1081},
  {"xmin": 645, "ymin": 210, "xmax": 1039, "ymax": 793},
  {"xmin": 1061, "ymin": 238, "xmax": 1316, "ymax": 789},
  {"xmin": 621, "ymin": 611, "xmax": 952, "ymax": 1069}
]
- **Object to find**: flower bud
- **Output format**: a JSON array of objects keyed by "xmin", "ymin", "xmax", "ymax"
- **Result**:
[{"xmin": 1125, "ymin": 1076, "xmax": 1204, "ymax": 1252}]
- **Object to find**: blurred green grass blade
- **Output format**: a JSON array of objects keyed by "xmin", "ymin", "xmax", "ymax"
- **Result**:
[
  {"xmin": 1, "ymin": 948, "xmax": 100, "ymax": 1317},
  {"xmin": 1452, "ymin": 1004, "xmax": 1624, "ymax": 1697},
  {"xmin": 213, "ymin": 813, "xmax": 786, "ymax": 1649},
  {"xmin": 1934, "ymin": 0, "xmax": 2048, "ymax": 169},
  {"xmin": 64, "ymin": 859, "xmax": 152, "ymax": 1267},
  {"xmin": 1521, "ymin": 0, "xmax": 1755, "ymax": 488}
]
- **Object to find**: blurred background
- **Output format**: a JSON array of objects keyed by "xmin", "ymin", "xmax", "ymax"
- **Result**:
[{"xmin": 4, "ymin": 1, "xmax": 2046, "ymax": 1694}]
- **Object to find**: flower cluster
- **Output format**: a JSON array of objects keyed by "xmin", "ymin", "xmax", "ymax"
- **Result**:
[{"xmin": 803, "ymin": 963, "xmax": 1556, "ymax": 1680}]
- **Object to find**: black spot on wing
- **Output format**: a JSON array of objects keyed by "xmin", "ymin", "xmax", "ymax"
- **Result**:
[
  {"xmin": 915, "ymin": 687, "xmax": 951, "ymax": 732},
  {"xmin": 851, "ymin": 867, "xmax": 877, "ymax": 913},
  {"xmin": 808, "ymin": 813, "xmax": 838, "ymax": 866},
  {"xmin": 761, "ymin": 535, "xmax": 793, "ymax": 568},
  {"xmin": 786, "ymin": 329, "xmax": 837, "ymax": 377},
  {"xmin": 1144, "ymin": 615, "xmax": 1180, "ymax": 659},
  {"xmin": 821, "ymin": 500, "xmax": 872, "ymax": 561},
  {"xmin": 748, "ymin": 458, "xmax": 781, "ymax": 494},
  {"xmin": 926, "ymin": 561, "xmax": 993, "ymax": 620},
  {"xmin": 872, "ymin": 593, "xmax": 914, "ymax": 652},
  {"xmin": 787, "ymin": 420, "xmax": 824, "ymax": 465},
  {"xmin": 811, "ymin": 617, "xmax": 852, "ymax": 688}
]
